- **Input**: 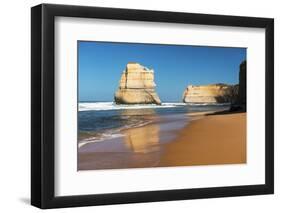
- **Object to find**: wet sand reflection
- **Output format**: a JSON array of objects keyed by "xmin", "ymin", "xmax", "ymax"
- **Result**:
[
  {"xmin": 123, "ymin": 123, "xmax": 160, "ymax": 153},
  {"xmin": 78, "ymin": 109, "xmax": 164, "ymax": 170}
]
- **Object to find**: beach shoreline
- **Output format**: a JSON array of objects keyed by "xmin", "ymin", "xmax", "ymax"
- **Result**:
[{"xmin": 78, "ymin": 109, "xmax": 246, "ymax": 170}]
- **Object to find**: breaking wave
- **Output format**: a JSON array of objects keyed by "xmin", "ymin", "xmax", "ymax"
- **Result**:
[
  {"xmin": 79, "ymin": 102, "xmax": 189, "ymax": 111},
  {"xmin": 79, "ymin": 102, "xmax": 230, "ymax": 111}
]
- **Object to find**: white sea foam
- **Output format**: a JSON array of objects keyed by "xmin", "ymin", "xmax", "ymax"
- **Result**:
[
  {"xmin": 78, "ymin": 102, "xmax": 188, "ymax": 111},
  {"xmin": 79, "ymin": 102, "xmax": 230, "ymax": 111},
  {"xmin": 185, "ymin": 102, "xmax": 230, "ymax": 106},
  {"xmin": 78, "ymin": 120, "xmax": 152, "ymax": 148},
  {"xmin": 78, "ymin": 133, "xmax": 124, "ymax": 148}
]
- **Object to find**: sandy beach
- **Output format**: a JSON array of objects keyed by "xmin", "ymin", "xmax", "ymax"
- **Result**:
[
  {"xmin": 159, "ymin": 112, "xmax": 246, "ymax": 167},
  {"xmin": 78, "ymin": 110, "xmax": 246, "ymax": 170}
]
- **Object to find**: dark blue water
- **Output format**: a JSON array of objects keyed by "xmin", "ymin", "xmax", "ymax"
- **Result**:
[{"xmin": 78, "ymin": 102, "xmax": 230, "ymax": 134}]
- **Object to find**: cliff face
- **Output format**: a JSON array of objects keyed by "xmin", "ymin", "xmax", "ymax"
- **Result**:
[
  {"xmin": 114, "ymin": 63, "xmax": 161, "ymax": 105},
  {"xmin": 182, "ymin": 83, "xmax": 238, "ymax": 103},
  {"xmin": 238, "ymin": 60, "xmax": 246, "ymax": 106}
]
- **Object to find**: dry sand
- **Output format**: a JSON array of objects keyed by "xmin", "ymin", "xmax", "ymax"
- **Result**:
[{"xmin": 159, "ymin": 112, "xmax": 246, "ymax": 166}]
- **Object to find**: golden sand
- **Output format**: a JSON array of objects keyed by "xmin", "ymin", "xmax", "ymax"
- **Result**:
[{"xmin": 159, "ymin": 112, "xmax": 246, "ymax": 166}]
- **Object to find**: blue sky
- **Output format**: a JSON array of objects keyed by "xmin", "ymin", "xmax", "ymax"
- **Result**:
[{"xmin": 78, "ymin": 41, "xmax": 246, "ymax": 102}]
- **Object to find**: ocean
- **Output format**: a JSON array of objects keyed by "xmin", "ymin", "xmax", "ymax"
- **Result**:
[{"xmin": 78, "ymin": 102, "xmax": 230, "ymax": 147}]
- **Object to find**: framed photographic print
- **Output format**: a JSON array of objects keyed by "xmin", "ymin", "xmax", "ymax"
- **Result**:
[{"xmin": 31, "ymin": 3, "xmax": 274, "ymax": 209}]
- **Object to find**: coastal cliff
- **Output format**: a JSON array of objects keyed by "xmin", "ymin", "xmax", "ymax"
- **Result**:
[
  {"xmin": 114, "ymin": 63, "xmax": 161, "ymax": 105},
  {"xmin": 238, "ymin": 60, "xmax": 246, "ymax": 106},
  {"xmin": 182, "ymin": 83, "xmax": 238, "ymax": 103}
]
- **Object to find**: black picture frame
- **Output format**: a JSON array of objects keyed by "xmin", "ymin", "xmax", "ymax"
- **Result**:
[{"xmin": 31, "ymin": 3, "xmax": 274, "ymax": 209}]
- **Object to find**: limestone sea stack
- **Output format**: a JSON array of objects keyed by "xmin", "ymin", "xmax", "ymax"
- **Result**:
[
  {"xmin": 114, "ymin": 63, "xmax": 161, "ymax": 105},
  {"xmin": 182, "ymin": 83, "xmax": 238, "ymax": 103}
]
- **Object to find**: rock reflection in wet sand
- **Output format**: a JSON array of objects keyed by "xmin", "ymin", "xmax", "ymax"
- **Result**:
[
  {"xmin": 123, "ymin": 123, "xmax": 160, "ymax": 153},
  {"xmin": 78, "ymin": 109, "xmax": 164, "ymax": 170}
]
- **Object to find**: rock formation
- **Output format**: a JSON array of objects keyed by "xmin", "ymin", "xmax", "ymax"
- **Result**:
[
  {"xmin": 114, "ymin": 63, "xmax": 161, "ymax": 105},
  {"xmin": 237, "ymin": 60, "xmax": 246, "ymax": 106},
  {"xmin": 182, "ymin": 83, "xmax": 238, "ymax": 103}
]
